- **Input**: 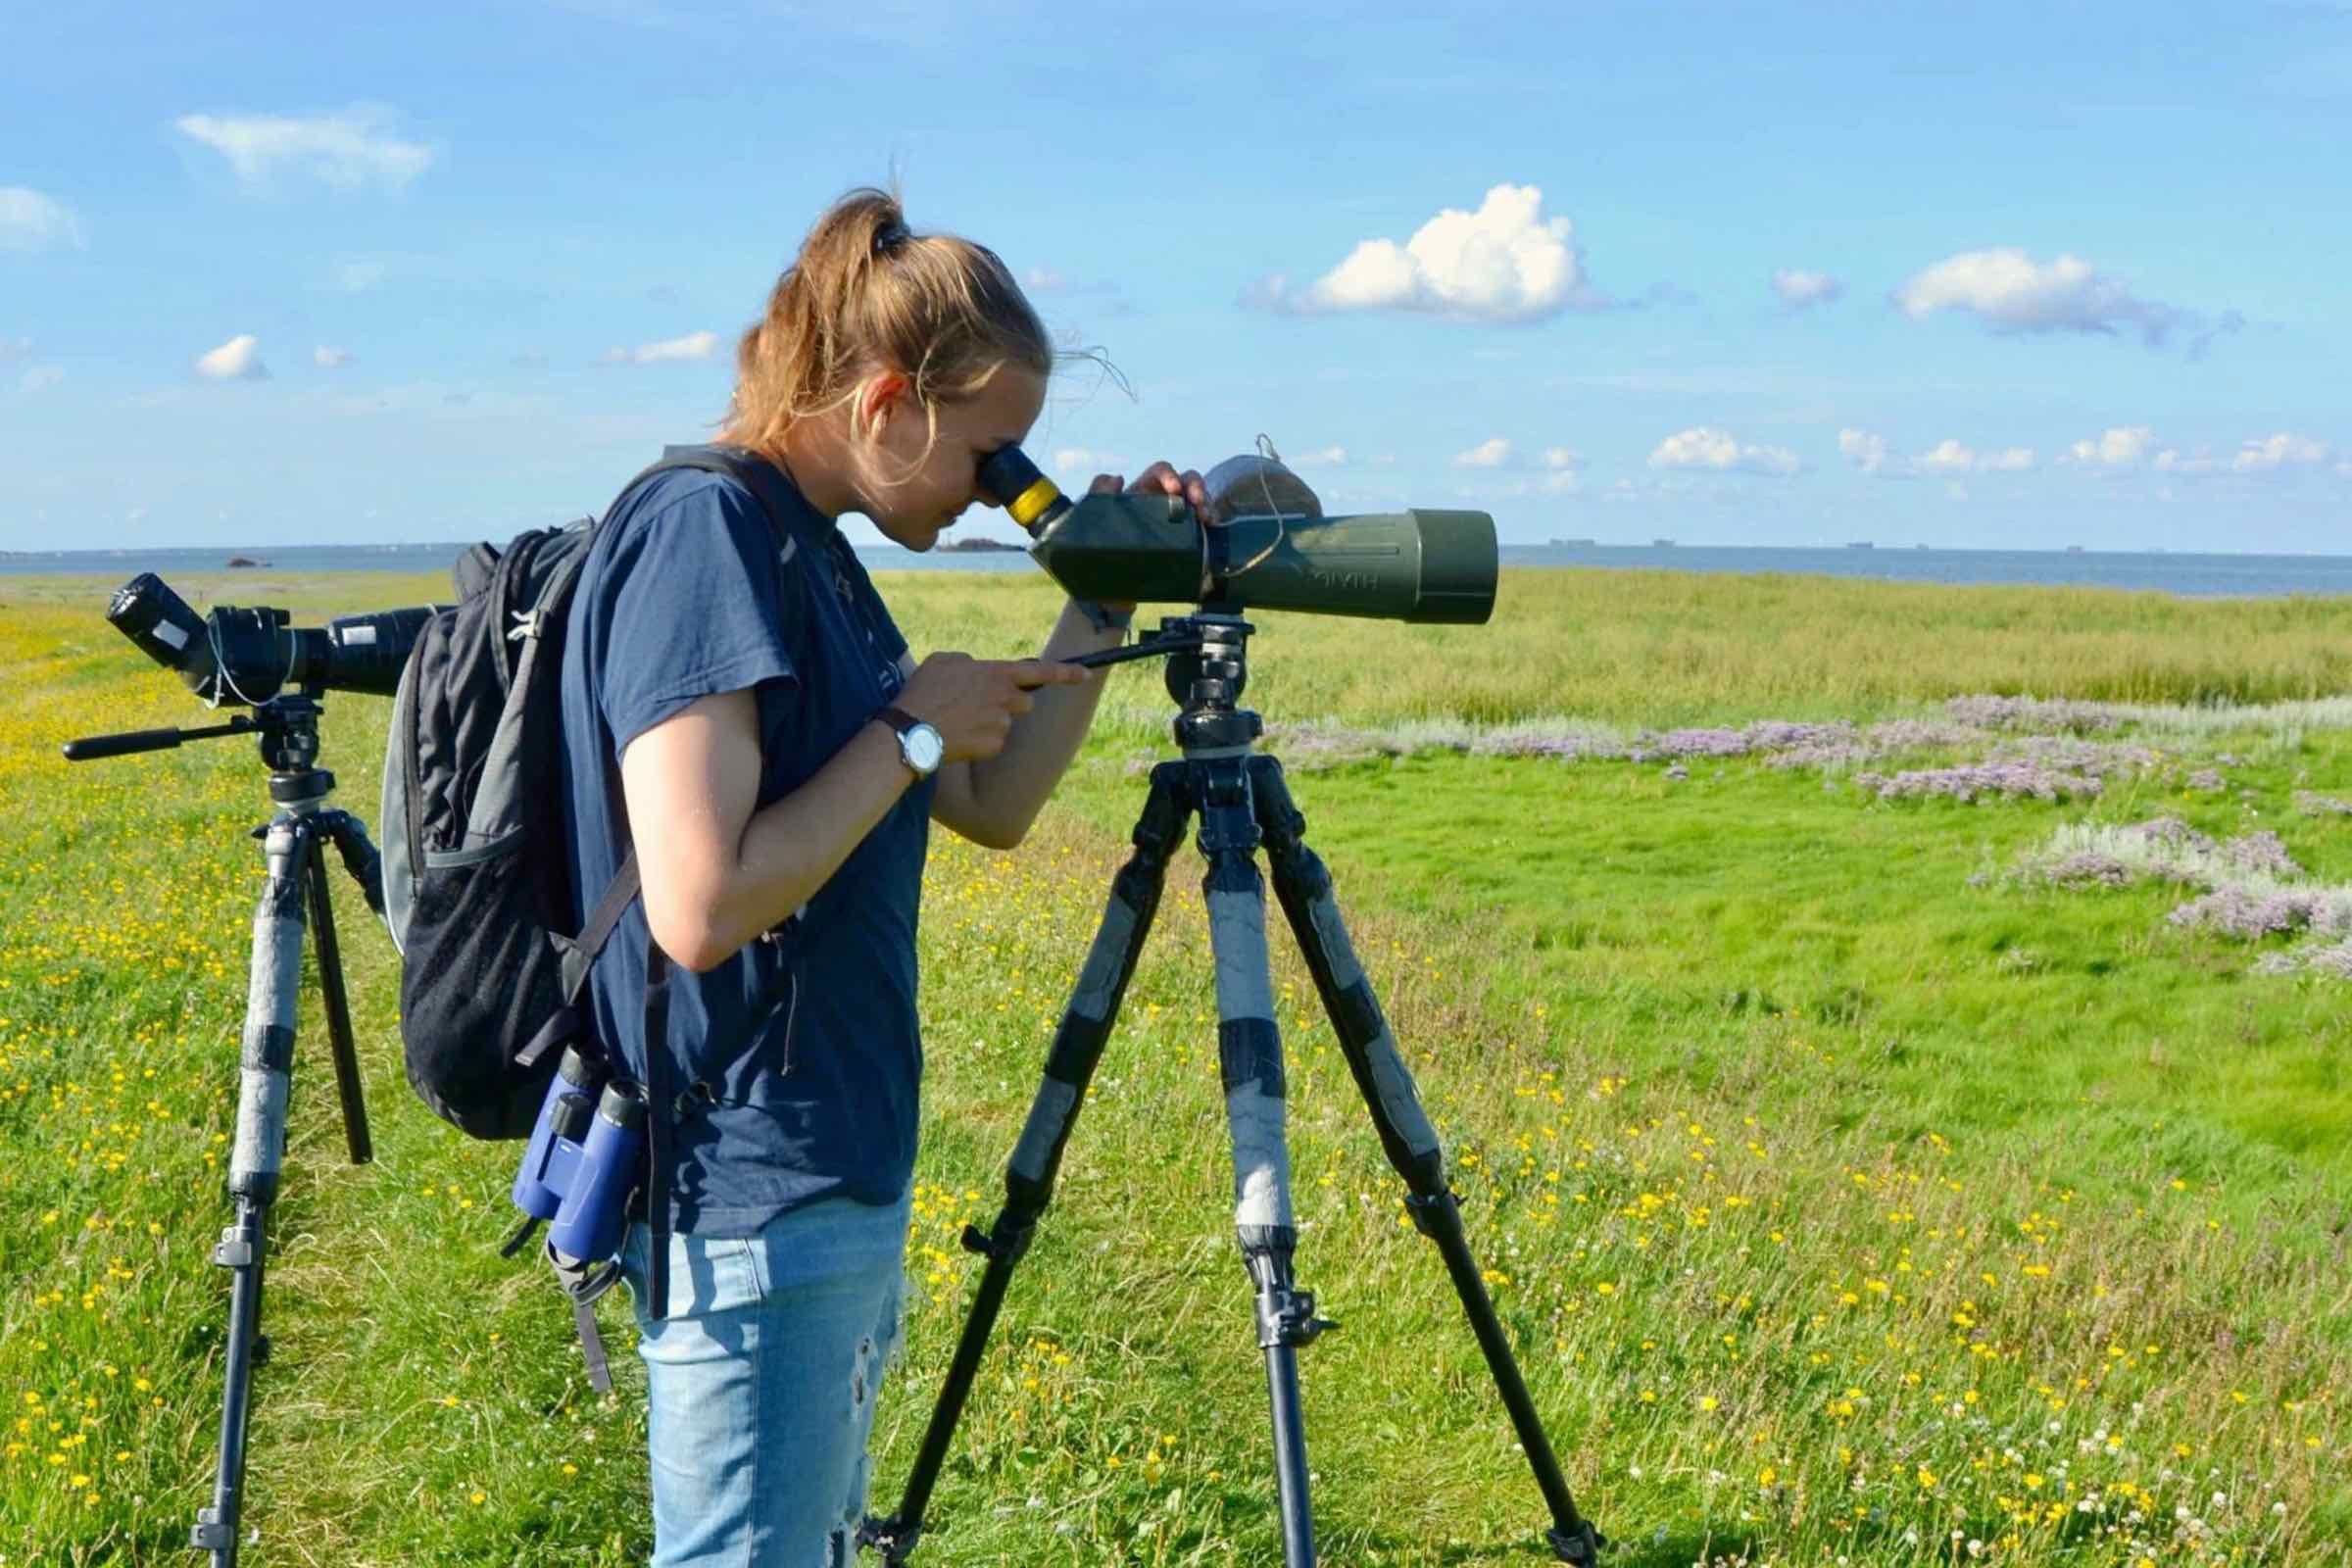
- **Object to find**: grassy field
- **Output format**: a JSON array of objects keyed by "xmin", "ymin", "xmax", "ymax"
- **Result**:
[{"xmin": 2, "ymin": 566, "xmax": 2348, "ymax": 1566}]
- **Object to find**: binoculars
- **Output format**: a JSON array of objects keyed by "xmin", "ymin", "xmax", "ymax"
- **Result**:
[{"xmin": 511, "ymin": 1043, "xmax": 648, "ymax": 1265}]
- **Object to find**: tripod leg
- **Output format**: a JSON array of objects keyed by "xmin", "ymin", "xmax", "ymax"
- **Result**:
[
  {"xmin": 192, "ymin": 813, "xmax": 312, "ymax": 1565},
  {"xmin": 1199, "ymin": 756, "xmax": 1323, "ymax": 1568},
  {"xmin": 303, "ymin": 829, "xmax": 372, "ymax": 1166},
  {"xmin": 1250, "ymin": 756, "xmax": 1604, "ymax": 1565},
  {"xmin": 862, "ymin": 762, "xmax": 1192, "ymax": 1566}
]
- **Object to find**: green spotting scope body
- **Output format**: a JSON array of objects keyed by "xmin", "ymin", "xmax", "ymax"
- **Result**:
[{"xmin": 978, "ymin": 447, "xmax": 1496, "ymax": 624}]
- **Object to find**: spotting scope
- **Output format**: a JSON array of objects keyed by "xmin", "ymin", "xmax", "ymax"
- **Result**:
[
  {"xmin": 977, "ymin": 447, "xmax": 1496, "ymax": 623},
  {"xmin": 103, "ymin": 572, "xmax": 432, "ymax": 705}
]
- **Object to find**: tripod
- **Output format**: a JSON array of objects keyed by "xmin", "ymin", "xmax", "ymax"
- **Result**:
[
  {"xmin": 66, "ymin": 692, "xmax": 383, "ymax": 1568},
  {"xmin": 863, "ymin": 612, "xmax": 1605, "ymax": 1567}
]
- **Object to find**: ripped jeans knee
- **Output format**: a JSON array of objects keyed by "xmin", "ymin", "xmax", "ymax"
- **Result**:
[{"xmin": 621, "ymin": 1194, "xmax": 912, "ymax": 1567}]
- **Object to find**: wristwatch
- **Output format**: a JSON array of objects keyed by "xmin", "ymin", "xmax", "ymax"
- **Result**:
[{"xmin": 877, "ymin": 706, "xmax": 945, "ymax": 779}]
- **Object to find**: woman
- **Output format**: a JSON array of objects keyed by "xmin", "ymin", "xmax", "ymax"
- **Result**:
[{"xmin": 557, "ymin": 186, "xmax": 1209, "ymax": 1563}]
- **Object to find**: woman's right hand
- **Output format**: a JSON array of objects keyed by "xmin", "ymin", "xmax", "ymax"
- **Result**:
[{"xmin": 895, "ymin": 652, "xmax": 1089, "ymax": 763}]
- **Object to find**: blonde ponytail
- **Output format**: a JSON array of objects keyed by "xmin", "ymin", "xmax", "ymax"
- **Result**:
[{"xmin": 718, "ymin": 187, "xmax": 1062, "ymax": 461}]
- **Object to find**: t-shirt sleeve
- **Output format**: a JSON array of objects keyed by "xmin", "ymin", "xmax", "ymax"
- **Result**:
[{"xmin": 594, "ymin": 476, "xmax": 801, "ymax": 756}]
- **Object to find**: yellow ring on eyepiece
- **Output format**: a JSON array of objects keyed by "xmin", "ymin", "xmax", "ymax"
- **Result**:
[{"xmin": 1007, "ymin": 477, "xmax": 1060, "ymax": 529}]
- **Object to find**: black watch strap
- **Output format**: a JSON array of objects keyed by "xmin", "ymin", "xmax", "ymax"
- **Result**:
[{"xmin": 878, "ymin": 706, "xmax": 921, "ymax": 737}]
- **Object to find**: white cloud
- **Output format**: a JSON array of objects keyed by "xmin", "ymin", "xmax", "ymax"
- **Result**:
[
  {"xmin": 0, "ymin": 186, "xmax": 85, "ymax": 251},
  {"xmin": 2148, "ymin": 432, "xmax": 2333, "ymax": 478},
  {"xmin": 1919, "ymin": 438, "xmax": 2035, "ymax": 474},
  {"xmin": 1771, "ymin": 269, "xmax": 1841, "ymax": 308},
  {"xmin": 314, "ymin": 345, "xmax": 354, "ymax": 369},
  {"xmin": 1543, "ymin": 446, "xmax": 1581, "ymax": 469},
  {"xmin": 1255, "ymin": 184, "xmax": 1592, "ymax": 323},
  {"xmin": 1917, "ymin": 439, "xmax": 1975, "ymax": 476},
  {"xmin": 1024, "ymin": 266, "xmax": 1069, "ymax": 292},
  {"xmin": 1838, "ymin": 428, "xmax": 1893, "ymax": 475},
  {"xmin": 0, "ymin": 337, "xmax": 30, "ymax": 361},
  {"xmin": 1454, "ymin": 437, "xmax": 1514, "ymax": 467},
  {"xmin": 1648, "ymin": 426, "xmax": 1799, "ymax": 476},
  {"xmin": 21, "ymin": 365, "xmax": 64, "ymax": 393},
  {"xmin": 599, "ymin": 330, "xmax": 717, "ymax": 366},
  {"xmin": 1288, "ymin": 446, "xmax": 1348, "ymax": 467},
  {"xmin": 2064, "ymin": 426, "xmax": 2156, "ymax": 467},
  {"xmin": 175, "ymin": 106, "xmax": 434, "ymax": 190},
  {"xmin": 193, "ymin": 334, "xmax": 268, "ymax": 381},
  {"xmin": 1053, "ymin": 448, "xmax": 1111, "ymax": 474},
  {"xmin": 2152, "ymin": 448, "xmax": 2218, "ymax": 476},
  {"xmin": 2230, "ymin": 432, "xmax": 2330, "ymax": 472},
  {"xmin": 332, "ymin": 260, "xmax": 386, "ymax": 293},
  {"xmin": 1893, "ymin": 249, "xmax": 2187, "ymax": 345}
]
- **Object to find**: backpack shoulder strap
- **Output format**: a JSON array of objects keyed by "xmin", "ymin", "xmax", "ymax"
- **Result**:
[{"xmin": 635, "ymin": 445, "xmax": 802, "ymax": 544}]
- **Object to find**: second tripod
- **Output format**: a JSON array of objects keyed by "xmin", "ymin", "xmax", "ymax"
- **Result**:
[
  {"xmin": 65, "ymin": 694, "xmax": 383, "ymax": 1568},
  {"xmin": 864, "ymin": 613, "xmax": 1605, "ymax": 1566}
]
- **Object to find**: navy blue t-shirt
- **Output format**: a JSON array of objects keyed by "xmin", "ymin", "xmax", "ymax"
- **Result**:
[{"xmin": 559, "ymin": 451, "xmax": 935, "ymax": 1236}]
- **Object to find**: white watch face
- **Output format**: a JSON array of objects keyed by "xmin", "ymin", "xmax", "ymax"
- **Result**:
[{"xmin": 903, "ymin": 722, "xmax": 945, "ymax": 774}]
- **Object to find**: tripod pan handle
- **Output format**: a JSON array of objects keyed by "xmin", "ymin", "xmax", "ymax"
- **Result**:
[{"xmin": 63, "ymin": 726, "xmax": 191, "ymax": 760}]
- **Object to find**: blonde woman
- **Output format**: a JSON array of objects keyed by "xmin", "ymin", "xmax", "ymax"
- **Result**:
[{"xmin": 558, "ymin": 187, "xmax": 1208, "ymax": 1564}]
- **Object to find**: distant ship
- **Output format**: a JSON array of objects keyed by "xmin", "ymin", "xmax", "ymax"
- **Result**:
[
  {"xmin": 1549, "ymin": 537, "xmax": 1596, "ymax": 547},
  {"xmin": 2065, "ymin": 544, "xmax": 2085, "ymax": 554},
  {"xmin": 1845, "ymin": 541, "xmax": 1875, "ymax": 550},
  {"xmin": 1651, "ymin": 537, "xmax": 1675, "ymax": 548},
  {"xmin": 1915, "ymin": 543, "xmax": 1930, "ymax": 551}
]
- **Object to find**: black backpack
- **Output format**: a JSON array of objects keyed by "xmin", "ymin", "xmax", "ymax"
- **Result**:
[{"xmin": 381, "ymin": 447, "xmax": 796, "ymax": 1139}]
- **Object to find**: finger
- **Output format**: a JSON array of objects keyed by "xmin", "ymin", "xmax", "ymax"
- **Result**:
[
  {"xmin": 1007, "ymin": 689, "xmax": 1034, "ymax": 717},
  {"xmin": 1011, "ymin": 658, "xmax": 1088, "ymax": 688},
  {"xmin": 1180, "ymin": 468, "xmax": 1207, "ymax": 512},
  {"xmin": 1088, "ymin": 472, "xmax": 1121, "ymax": 495},
  {"xmin": 1125, "ymin": 460, "xmax": 1181, "ymax": 496}
]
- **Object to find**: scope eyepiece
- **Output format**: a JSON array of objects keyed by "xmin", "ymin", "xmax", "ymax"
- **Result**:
[
  {"xmin": 977, "ymin": 446, "xmax": 1069, "ymax": 533},
  {"xmin": 109, "ymin": 573, "xmax": 211, "ymax": 672}
]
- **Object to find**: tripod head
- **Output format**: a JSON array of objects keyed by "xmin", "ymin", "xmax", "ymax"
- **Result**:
[
  {"xmin": 64, "ymin": 694, "xmax": 347, "ymax": 806},
  {"xmin": 1062, "ymin": 611, "xmax": 1264, "ymax": 753}
]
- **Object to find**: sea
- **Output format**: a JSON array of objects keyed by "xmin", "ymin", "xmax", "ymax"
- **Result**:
[{"xmin": 2, "ymin": 541, "xmax": 2349, "ymax": 598}]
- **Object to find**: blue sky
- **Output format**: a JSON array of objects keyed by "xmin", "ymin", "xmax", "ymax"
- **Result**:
[{"xmin": 4, "ymin": 0, "xmax": 2349, "ymax": 554}]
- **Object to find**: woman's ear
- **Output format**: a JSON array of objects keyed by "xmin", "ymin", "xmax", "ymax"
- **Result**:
[{"xmin": 854, "ymin": 369, "xmax": 911, "ymax": 444}]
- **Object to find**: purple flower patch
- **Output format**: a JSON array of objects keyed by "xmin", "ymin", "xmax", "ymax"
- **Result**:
[
  {"xmin": 2045, "ymin": 852, "xmax": 2135, "ymax": 888},
  {"xmin": 1944, "ymin": 695, "xmax": 2122, "ymax": 733},
  {"xmin": 2165, "ymin": 889, "xmax": 2320, "ymax": 940},
  {"xmin": 1854, "ymin": 763, "xmax": 2103, "ymax": 804},
  {"xmin": 2220, "ymin": 831, "xmax": 2304, "ymax": 879}
]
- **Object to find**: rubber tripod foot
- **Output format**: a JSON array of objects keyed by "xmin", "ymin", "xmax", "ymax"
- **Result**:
[{"xmin": 1548, "ymin": 1521, "xmax": 1606, "ymax": 1563}]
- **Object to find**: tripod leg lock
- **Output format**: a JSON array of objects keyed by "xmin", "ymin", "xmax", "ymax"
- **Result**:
[
  {"xmin": 191, "ymin": 1507, "xmax": 233, "ymax": 1551},
  {"xmin": 1547, "ymin": 1520, "xmax": 1607, "ymax": 1563},
  {"xmin": 858, "ymin": 1511, "xmax": 922, "ymax": 1565},
  {"xmin": 1403, "ymin": 1190, "xmax": 1458, "ymax": 1241},
  {"xmin": 960, "ymin": 1221, "xmax": 1033, "ymax": 1264},
  {"xmin": 1254, "ymin": 1286, "xmax": 1339, "ymax": 1350},
  {"xmin": 211, "ymin": 1228, "xmax": 258, "ymax": 1269}
]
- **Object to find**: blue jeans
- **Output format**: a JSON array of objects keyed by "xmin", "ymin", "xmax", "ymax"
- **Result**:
[{"xmin": 619, "ymin": 1193, "xmax": 913, "ymax": 1566}]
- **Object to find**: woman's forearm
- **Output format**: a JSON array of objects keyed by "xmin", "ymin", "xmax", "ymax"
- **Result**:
[
  {"xmin": 717, "ymin": 720, "xmax": 912, "ymax": 956},
  {"xmin": 964, "ymin": 600, "xmax": 1123, "ymax": 835}
]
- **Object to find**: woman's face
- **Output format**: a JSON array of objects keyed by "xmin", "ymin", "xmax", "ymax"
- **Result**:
[{"xmin": 858, "ymin": 366, "xmax": 1047, "ymax": 551}]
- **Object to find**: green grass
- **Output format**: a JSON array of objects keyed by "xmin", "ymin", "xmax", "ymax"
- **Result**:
[{"xmin": 1, "ymin": 567, "xmax": 2347, "ymax": 1565}]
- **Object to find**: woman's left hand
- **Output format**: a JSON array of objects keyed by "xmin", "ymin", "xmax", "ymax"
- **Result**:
[{"xmin": 1083, "ymin": 461, "xmax": 1206, "ymax": 614}]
